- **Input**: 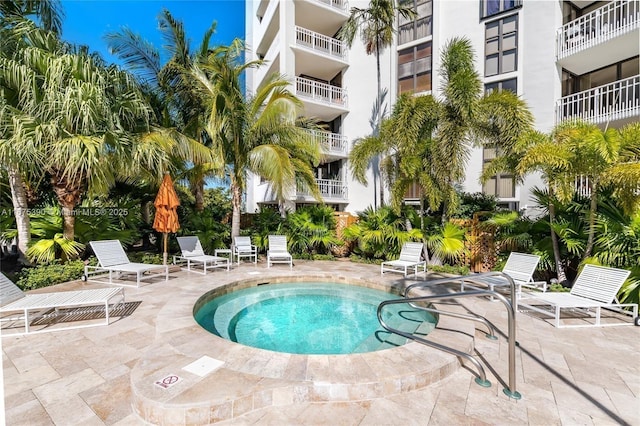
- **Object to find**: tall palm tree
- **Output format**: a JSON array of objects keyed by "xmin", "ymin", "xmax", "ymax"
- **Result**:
[
  {"xmin": 191, "ymin": 40, "xmax": 322, "ymax": 238},
  {"xmin": 105, "ymin": 9, "xmax": 221, "ymax": 211},
  {"xmin": 515, "ymin": 121, "xmax": 640, "ymax": 280},
  {"xmin": 350, "ymin": 38, "xmax": 533, "ymax": 224},
  {"xmin": 0, "ymin": 17, "xmax": 64, "ymax": 262},
  {"xmin": 562, "ymin": 121, "xmax": 640, "ymax": 259},
  {"xmin": 338, "ymin": 0, "xmax": 414, "ymax": 207},
  {"xmin": 516, "ymin": 127, "xmax": 575, "ymax": 283},
  {"xmin": 0, "ymin": 0, "xmax": 63, "ymax": 34}
]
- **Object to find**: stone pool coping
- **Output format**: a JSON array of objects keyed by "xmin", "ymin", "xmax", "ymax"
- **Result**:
[{"xmin": 130, "ymin": 270, "xmax": 478, "ymax": 425}]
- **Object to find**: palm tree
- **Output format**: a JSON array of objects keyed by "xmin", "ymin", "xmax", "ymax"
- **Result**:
[
  {"xmin": 561, "ymin": 121, "xmax": 640, "ymax": 259},
  {"xmin": 338, "ymin": 0, "xmax": 414, "ymax": 207},
  {"xmin": 516, "ymin": 127, "xmax": 575, "ymax": 283},
  {"xmin": 192, "ymin": 40, "xmax": 322, "ymax": 238},
  {"xmin": 0, "ymin": 17, "xmax": 64, "ymax": 262},
  {"xmin": 105, "ymin": 9, "xmax": 221, "ymax": 211},
  {"xmin": 0, "ymin": 0, "xmax": 63, "ymax": 34}
]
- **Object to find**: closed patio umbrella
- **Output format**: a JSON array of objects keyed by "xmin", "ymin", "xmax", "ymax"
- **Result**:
[{"xmin": 153, "ymin": 173, "xmax": 180, "ymax": 265}]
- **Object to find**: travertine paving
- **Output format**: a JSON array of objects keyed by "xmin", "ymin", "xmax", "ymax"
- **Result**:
[{"xmin": 2, "ymin": 260, "xmax": 639, "ymax": 425}]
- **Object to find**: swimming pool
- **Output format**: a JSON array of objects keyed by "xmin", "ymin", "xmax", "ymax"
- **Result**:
[{"xmin": 194, "ymin": 282, "xmax": 437, "ymax": 354}]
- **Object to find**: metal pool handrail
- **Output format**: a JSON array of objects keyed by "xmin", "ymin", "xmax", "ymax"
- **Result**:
[{"xmin": 379, "ymin": 275, "xmax": 521, "ymax": 399}]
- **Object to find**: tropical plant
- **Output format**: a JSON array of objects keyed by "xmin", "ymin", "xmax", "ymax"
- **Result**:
[
  {"xmin": 342, "ymin": 206, "xmax": 422, "ymax": 260},
  {"xmin": 285, "ymin": 206, "xmax": 341, "ymax": 257},
  {"xmin": 192, "ymin": 39, "xmax": 322, "ymax": 237},
  {"xmin": 451, "ymin": 192, "xmax": 499, "ymax": 219},
  {"xmin": 105, "ymin": 9, "xmax": 222, "ymax": 211},
  {"xmin": 339, "ymin": 1, "xmax": 414, "ymax": 206},
  {"xmin": 0, "ymin": 0, "xmax": 63, "ymax": 34},
  {"xmin": 247, "ymin": 208, "xmax": 283, "ymax": 252},
  {"xmin": 423, "ymin": 222, "xmax": 467, "ymax": 265},
  {"xmin": 350, "ymin": 38, "xmax": 532, "ymax": 225}
]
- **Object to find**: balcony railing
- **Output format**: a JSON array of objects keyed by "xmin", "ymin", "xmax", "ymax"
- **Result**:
[
  {"xmin": 306, "ymin": 130, "xmax": 348, "ymax": 156},
  {"xmin": 556, "ymin": 75, "xmax": 640, "ymax": 124},
  {"xmin": 295, "ymin": 26, "xmax": 348, "ymax": 60},
  {"xmin": 311, "ymin": 0, "xmax": 348, "ymax": 12},
  {"xmin": 575, "ymin": 175, "xmax": 592, "ymax": 198},
  {"xmin": 557, "ymin": 0, "xmax": 639, "ymax": 59},
  {"xmin": 297, "ymin": 179, "xmax": 348, "ymax": 200},
  {"xmin": 296, "ymin": 77, "xmax": 348, "ymax": 108}
]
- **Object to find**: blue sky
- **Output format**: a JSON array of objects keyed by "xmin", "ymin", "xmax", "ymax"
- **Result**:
[{"xmin": 61, "ymin": 1, "xmax": 245, "ymax": 64}]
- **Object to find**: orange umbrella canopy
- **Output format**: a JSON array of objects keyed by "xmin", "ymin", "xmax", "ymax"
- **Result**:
[{"xmin": 153, "ymin": 174, "xmax": 180, "ymax": 234}]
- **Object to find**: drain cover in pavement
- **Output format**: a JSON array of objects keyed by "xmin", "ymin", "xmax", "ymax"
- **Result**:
[{"xmin": 182, "ymin": 356, "xmax": 225, "ymax": 377}]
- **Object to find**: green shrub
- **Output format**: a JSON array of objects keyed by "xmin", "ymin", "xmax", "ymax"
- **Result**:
[
  {"xmin": 128, "ymin": 252, "xmax": 163, "ymax": 264},
  {"xmin": 17, "ymin": 260, "xmax": 86, "ymax": 290},
  {"xmin": 429, "ymin": 264, "xmax": 470, "ymax": 276},
  {"xmin": 349, "ymin": 254, "xmax": 382, "ymax": 265},
  {"xmin": 548, "ymin": 282, "xmax": 571, "ymax": 292},
  {"xmin": 312, "ymin": 254, "xmax": 335, "ymax": 261}
]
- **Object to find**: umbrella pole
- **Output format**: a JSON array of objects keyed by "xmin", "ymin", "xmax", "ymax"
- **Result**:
[{"xmin": 163, "ymin": 233, "xmax": 168, "ymax": 265}]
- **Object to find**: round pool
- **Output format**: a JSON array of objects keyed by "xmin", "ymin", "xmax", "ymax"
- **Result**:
[{"xmin": 194, "ymin": 282, "xmax": 437, "ymax": 355}]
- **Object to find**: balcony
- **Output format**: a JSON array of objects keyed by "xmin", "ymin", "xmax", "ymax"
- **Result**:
[
  {"xmin": 295, "ymin": 0, "xmax": 349, "ymax": 36},
  {"xmin": 293, "ymin": 27, "xmax": 348, "ymax": 81},
  {"xmin": 297, "ymin": 179, "xmax": 348, "ymax": 201},
  {"xmin": 295, "ymin": 77, "xmax": 348, "ymax": 121},
  {"xmin": 306, "ymin": 130, "xmax": 348, "ymax": 158},
  {"xmin": 312, "ymin": 0, "xmax": 348, "ymax": 12},
  {"xmin": 557, "ymin": 0, "xmax": 639, "ymax": 74},
  {"xmin": 556, "ymin": 75, "xmax": 639, "ymax": 125},
  {"xmin": 295, "ymin": 26, "xmax": 347, "ymax": 61}
]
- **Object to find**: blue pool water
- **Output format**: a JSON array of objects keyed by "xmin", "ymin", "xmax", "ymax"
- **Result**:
[{"xmin": 194, "ymin": 282, "xmax": 437, "ymax": 355}]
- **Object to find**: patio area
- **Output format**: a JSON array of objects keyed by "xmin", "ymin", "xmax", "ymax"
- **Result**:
[{"xmin": 2, "ymin": 260, "xmax": 639, "ymax": 425}]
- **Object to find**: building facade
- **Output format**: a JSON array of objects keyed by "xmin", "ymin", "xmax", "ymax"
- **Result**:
[{"xmin": 245, "ymin": 0, "xmax": 639, "ymax": 214}]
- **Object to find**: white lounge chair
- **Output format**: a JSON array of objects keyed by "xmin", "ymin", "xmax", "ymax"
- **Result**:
[
  {"xmin": 233, "ymin": 236, "xmax": 257, "ymax": 265},
  {"xmin": 174, "ymin": 236, "xmax": 229, "ymax": 274},
  {"xmin": 462, "ymin": 252, "xmax": 547, "ymax": 299},
  {"xmin": 85, "ymin": 240, "xmax": 169, "ymax": 287},
  {"xmin": 0, "ymin": 272, "xmax": 125, "ymax": 335},
  {"xmin": 517, "ymin": 264, "xmax": 638, "ymax": 328},
  {"xmin": 381, "ymin": 242, "xmax": 427, "ymax": 277},
  {"xmin": 267, "ymin": 235, "xmax": 292, "ymax": 269}
]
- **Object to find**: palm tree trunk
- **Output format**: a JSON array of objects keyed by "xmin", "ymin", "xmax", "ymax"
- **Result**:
[
  {"xmin": 375, "ymin": 43, "xmax": 384, "ymax": 208},
  {"xmin": 8, "ymin": 166, "xmax": 31, "ymax": 264},
  {"xmin": 231, "ymin": 182, "xmax": 242, "ymax": 239},
  {"xmin": 194, "ymin": 179, "xmax": 205, "ymax": 212},
  {"xmin": 50, "ymin": 172, "xmax": 81, "ymax": 241},
  {"xmin": 549, "ymin": 200, "xmax": 567, "ymax": 283},
  {"xmin": 583, "ymin": 186, "xmax": 598, "ymax": 260}
]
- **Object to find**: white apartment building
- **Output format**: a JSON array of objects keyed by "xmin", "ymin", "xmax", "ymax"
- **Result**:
[{"xmin": 245, "ymin": 0, "xmax": 639, "ymax": 214}]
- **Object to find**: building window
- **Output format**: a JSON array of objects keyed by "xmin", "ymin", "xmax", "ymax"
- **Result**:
[
  {"xmin": 483, "ymin": 146, "xmax": 515, "ymax": 198},
  {"xmin": 481, "ymin": 0, "xmax": 521, "ymax": 19},
  {"xmin": 485, "ymin": 15, "xmax": 518, "ymax": 77},
  {"xmin": 485, "ymin": 78, "xmax": 517, "ymax": 94},
  {"xmin": 398, "ymin": 0, "xmax": 432, "ymax": 45},
  {"xmin": 398, "ymin": 42, "xmax": 432, "ymax": 94}
]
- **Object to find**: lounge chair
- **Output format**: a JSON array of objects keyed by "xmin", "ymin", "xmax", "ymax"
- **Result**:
[
  {"xmin": 267, "ymin": 235, "xmax": 292, "ymax": 269},
  {"xmin": 462, "ymin": 252, "xmax": 547, "ymax": 300},
  {"xmin": 517, "ymin": 264, "xmax": 638, "ymax": 328},
  {"xmin": 0, "ymin": 272, "xmax": 125, "ymax": 335},
  {"xmin": 381, "ymin": 242, "xmax": 427, "ymax": 277},
  {"xmin": 233, "ymin": 236, "xmax": 258, "ymax": 265},
  {"xmin": 174, "ymin": 236, "xmax": 230, "ymax": 274},
  {"xmin": 85, "ymin": 240, "xmax": 169, "ymax": 287}
]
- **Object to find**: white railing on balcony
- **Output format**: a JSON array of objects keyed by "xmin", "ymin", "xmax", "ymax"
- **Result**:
[
  {"xmin": 556, "ymin": 75, "xmax": 640, "ymax": 124},
  {"xmin": 575, "ymin": 175, "xmax": 592, "ymax": 198},
  {"xmin": 557, "ymin": 0, "xmax": 639, "ymax": 59},
  {"xmin": 306, "ymin": 130, "xmax": 348, "ymax": 156},
  {"xmin": 295, "ymin": 26, "xmax": 348, "ymax": 60},
  {"xmin": 297, "ymin": 179, "xmax": 348, "ymax": 200},
  {"xmin": 312, "ymin": 0, "xmax": 348, "ymax": 12},
  {"xmin": 296, "ymin": 77, "xmax": 348, "ymax": 108}
]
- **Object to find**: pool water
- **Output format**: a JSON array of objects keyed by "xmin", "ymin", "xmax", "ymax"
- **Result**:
[{"xmin": 194, "ymin": 282, "xmax": 437, "ymax": 355}]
